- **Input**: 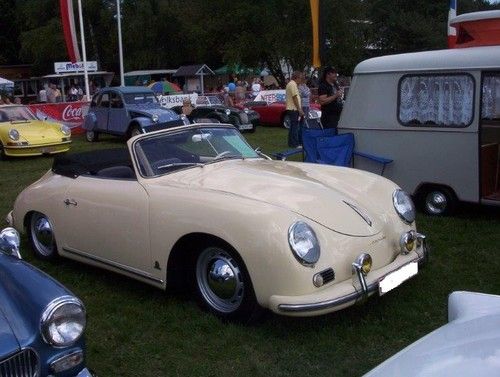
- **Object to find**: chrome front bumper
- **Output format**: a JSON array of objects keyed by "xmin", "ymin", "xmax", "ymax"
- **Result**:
[{"xmin": 277, "ymin": 235, "xmax": 429, "ymax": 314}]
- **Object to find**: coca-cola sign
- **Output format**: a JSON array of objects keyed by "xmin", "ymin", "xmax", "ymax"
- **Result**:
[{"xmin": 62, "ymin": 105, "xmax": 84, "ymax": 121}]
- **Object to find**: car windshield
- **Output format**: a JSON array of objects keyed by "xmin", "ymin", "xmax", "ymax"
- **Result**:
[
  {"xmin": 123, "ymin": 92, "xmax": 158, "ymax": 105},
  {"xmin": 134, "ymin": 126, "xmax": 260, "ymax": 177},
  {"xmin": 0, "ymin": 106, "xmax": 37, "ymax": 122}
]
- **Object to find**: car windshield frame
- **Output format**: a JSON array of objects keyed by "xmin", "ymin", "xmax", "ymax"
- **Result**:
[
  {"xmin": 0, "ymin": 106, "xmax": 38, "ymax": 122},
  {"xmin": 123, "ymin": 92, "xmax": 159, "ymax": 105},
  {"xmin": 132, "ymin": 125, "xmax": 261, "ymax": 178}
]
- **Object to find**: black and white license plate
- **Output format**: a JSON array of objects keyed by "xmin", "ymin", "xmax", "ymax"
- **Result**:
[{"xmin": 378, "ymin": 262, "xmax": 418, "ymax": 295}]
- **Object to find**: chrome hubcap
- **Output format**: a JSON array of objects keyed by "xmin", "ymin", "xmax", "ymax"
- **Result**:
[
  {"xmin": 283, "ymin": 116, "xmax": 290, "ymax": 129},
  {"xmin": 196, "ymin": 248, "xmax": 244, "ymax": 313},
  {"xmin": 425, "ymin": 191, "xmax": 447, "ymax": 215},
  {"xmin": 86, "ymin": 131, "xmax": 95, "ymax": 141},
  {"xmin": 31, "ymin": 213, "xmax": 55, "ymax": 256}
]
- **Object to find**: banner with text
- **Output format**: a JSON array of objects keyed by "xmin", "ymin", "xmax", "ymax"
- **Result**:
[{"xmin": 28, "ymin": 102, "xmax": 90, "ymax": 134}]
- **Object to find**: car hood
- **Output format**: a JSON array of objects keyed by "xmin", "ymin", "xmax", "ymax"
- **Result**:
[
  {"xmin": 0, "ymin": 310, "xmax": 19, "ymax": 359},
  {"xmin": 158, "ymin": 159, "xmax": 386, "ymax": 236},
  {"xmin": 0, "ymin": 121, "xmax": 64, "ymax": 143},
  {"xmin": 364, "ymin": 314, "xmax": 500, "ymax": 377}
]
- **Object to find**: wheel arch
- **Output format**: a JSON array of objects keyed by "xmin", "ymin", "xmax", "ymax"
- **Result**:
[
  {"xmin": 414, "ymin": 182, "xmax": 458, "ymax": 201},
  {"xmin": 166, "ymin": 232, "xmax": 241, "ymax": 289}
]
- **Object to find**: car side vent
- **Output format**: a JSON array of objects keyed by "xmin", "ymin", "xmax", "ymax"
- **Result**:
[{"xmin": 320, "ymin": 268, "xmax": 335, "ymax": 284}]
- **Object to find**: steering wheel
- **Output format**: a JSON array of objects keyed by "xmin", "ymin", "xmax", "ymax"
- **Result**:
[{"xmin": 214, "ymin": 151, "xmax": 232, "ymax": 159}]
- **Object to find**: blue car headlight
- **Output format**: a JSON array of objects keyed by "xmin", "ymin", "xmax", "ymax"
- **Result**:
[
  {"xmin": 41, "ymin": 296, "xmax": 86, "ymax": 347},
  {"xmin": 288, "ymin": 221, "xmax": 320, "ymax": 266},
  {"xmin": 152, "ymin": 114, "xmax": 159, "ymax": 123},
  {"xmin": 393, "ymin": 189, "xmax": 416, "ymax": 224}
]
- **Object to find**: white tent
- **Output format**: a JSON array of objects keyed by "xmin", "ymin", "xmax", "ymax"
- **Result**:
[{"xmin": 0, "ymin": 77, "xmax": 14, "ymax": 88}]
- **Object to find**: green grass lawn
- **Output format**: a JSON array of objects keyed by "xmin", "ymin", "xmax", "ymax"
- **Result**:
[{"xmin": 1, "ymin": 126, "xmax": 499, "ymax": 376}]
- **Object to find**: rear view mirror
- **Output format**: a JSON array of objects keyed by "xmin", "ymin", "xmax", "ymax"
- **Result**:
[
  {"xmin": 192, "ymin": 132, "xmax": 212, "ymax": 143},
  {"xmin": 0, "ymin": 227, "xmax": 21, "ymax": 259}
]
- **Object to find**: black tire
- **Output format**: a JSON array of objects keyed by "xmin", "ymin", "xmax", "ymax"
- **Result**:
[
  {"xmin": 86, "ymin": 130, "xmax": 99, "ymax": 142},
  {"xmin": 421, "ymin": 187, "xmax": 456, "ymax": 216},
  {"xmin": 194, "ymin": 245, "xmax": 262, "ymax": 322},
  {"xmin": 0, "ymin": 143, "xmax": 7, "ymax": 160},
  {"xmin": 28, "ymin": 212, "xmax": 58, "ymax": 260}
]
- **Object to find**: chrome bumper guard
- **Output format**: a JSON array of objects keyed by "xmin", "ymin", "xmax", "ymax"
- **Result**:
[{"xmin": 278, "ymin": 234, "xmax": 429, "ymax": 313}]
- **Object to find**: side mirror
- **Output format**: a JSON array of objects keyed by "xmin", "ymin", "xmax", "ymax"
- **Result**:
[{"xmin": 0, "ymin": 227, "xmax": 21, "ymax": 259}]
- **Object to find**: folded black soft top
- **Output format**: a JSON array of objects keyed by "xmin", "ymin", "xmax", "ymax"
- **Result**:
[{"xmin": 52, "ymin": 148, "xmax": 133, "ymax": 178}]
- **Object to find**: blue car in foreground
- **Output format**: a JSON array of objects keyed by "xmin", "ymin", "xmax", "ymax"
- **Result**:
[
  {"xmin": 0, "ymin": 227, "xmax": 93, "ymax": 377},
  {"xmin": 83, "ymin": 86, "xmax": 187, "ymax": 142}
]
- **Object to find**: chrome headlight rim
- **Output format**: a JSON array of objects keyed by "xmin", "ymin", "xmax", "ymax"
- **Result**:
[
  {"xmin": 225, "ymin": 109, "xmax": 231, "ymax": 115},
  {"xmin": 393, "ymin": 189, "xmax": 416, "ymax": 224},
  {"xmin": 40, "ymin": 296, "xmax": 86, "ymax": 348},
  {"xmin": 60, "ymin": 125, "xmax": 71, "ymax": 136},
  {"xmin": 8, "ymin": 129, "xmax": 19, "ymax": 141},
  {"xmin": 151, "ymin": 114, "xmax": 159, "ymax": 123},
  {"xmin": 288, "ymin": 221, "xmax": 320, "ymax": 267}
]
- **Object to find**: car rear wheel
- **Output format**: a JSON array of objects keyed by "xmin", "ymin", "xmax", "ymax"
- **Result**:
[
  {"xmin": 194, "ymin": 246, "xmax": 261, "ymax": 322},
  {"xmin": 28, "ymin": 212, "xmax": 58, "ymax": 260},
  {"xmin": 422, "ymin": 188, "xmax": 456, "ymax": 216},
  {"xmin": 86, "ymin": 130, "xmax": 99, "ymax": 142}
]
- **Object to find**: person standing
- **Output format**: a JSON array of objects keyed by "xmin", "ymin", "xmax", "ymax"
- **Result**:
[
  {"xmin": 285, "ymin": 71, "xmax": 305, "ymax": 148},
  {"xmin": 318, "ymin": 66, "xmax": 344, "ymax": 132},
  {"xmin": 298, "ymin": 74, "xmax": 311, "ymax": 129}
]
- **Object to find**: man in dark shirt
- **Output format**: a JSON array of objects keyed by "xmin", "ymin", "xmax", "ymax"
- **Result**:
[{"xmin": 318, "ymin": 66, "xmax": 344, "ymax": 132}]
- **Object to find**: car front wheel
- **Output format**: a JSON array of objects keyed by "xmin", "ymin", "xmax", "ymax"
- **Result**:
[
  {"xmin": 28, "ymin": 212, "xmax": 58, "ymax": 260},
  {"xmin": 194, "ymin": 246, "xmax": 261, "ymax": 321},
  {"xmin": 282, "ymin": 114, "xmax": 291, "ymax": 129},
  {"xmin": 86, "ymin": 130, "xmax": 99, "ymax": 142}
]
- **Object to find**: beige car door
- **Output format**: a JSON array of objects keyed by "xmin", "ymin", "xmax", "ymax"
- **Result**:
[{"xmin": 60, "ymin": 175, "xmax": 151, "ymax": 275}]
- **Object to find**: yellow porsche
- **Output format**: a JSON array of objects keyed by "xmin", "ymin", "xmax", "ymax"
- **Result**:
[{"xmin": 0, "ymin": 105, "xmax": 71, "ymax": 159}]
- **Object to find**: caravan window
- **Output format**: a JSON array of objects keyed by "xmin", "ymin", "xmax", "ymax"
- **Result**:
[
  {"xmin": 398, "ymin": 74, "xmax": 474, "ymax": 128},
  {"xmin": 482, "ymin": 73, "xmax": 500, "ymax": 121}
]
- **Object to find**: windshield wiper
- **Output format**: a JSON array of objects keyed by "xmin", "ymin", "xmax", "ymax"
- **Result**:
[{"xmin": 156, "ymin": 162, "xmax": 204, "ymax": 169}]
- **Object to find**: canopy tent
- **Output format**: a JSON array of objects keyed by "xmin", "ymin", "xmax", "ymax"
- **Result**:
[{"xmin": 0, "ymin": 77, "xmax": 14, "ymax": 88}]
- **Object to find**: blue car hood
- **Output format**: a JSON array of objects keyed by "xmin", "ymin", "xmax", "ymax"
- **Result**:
[
  {"xmin": 127, "ymin": 103, "xmax": 179, "ymax": 120},
  {"xmin": 0, "ymin": 254, "xmax": 71, "ymax": 352},
  {"xmin": 0, "ymin": 310, "xmax": 19, "ymax": 359}
]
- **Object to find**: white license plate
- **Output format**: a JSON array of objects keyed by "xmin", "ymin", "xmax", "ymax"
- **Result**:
[
  {"xmin": 239, "ymin": 124, "xmax": 253, "ymax": 130},
  {"xmin": 378, "ymin": 262, "xmax": 418, "ymax": 295}
]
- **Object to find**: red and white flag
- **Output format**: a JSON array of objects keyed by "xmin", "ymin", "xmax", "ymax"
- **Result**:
[
  {"xmin": 448, "ymin": 0, "xmax": 457, "ymax": 48},
  {"xmin": 59, "ymin": 0, "xmax": 81, "ymax": 63}
]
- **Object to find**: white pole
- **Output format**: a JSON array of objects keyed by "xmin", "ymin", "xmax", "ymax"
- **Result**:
[
  {"xmin": 77, "ymin": 0, "xmax": 90, "ymax": 100},
  {"xmin": 117, "ymin": 0, "xmax": 125, "ymax": 86}
]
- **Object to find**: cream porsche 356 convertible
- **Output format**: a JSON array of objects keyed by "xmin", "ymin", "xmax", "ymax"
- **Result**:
[{"xmin": 8, "ymin": 124, "xmax": 429, "ymax": 320}]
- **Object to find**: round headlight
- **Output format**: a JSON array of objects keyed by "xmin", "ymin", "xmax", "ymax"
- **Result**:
[
  {"xmin": 152, "ymin": 114, "xmax": 159, "ymax": 123},
  {"xmin": 8, "ymin": 129, "xmax": 19, "ymax": 141},
  {"xmin": 60, "ymin": 125, "xmax": 71, "ymax": 136},
  {"xmin": 288, "ymin": 221, "xmax": 320, "ymax": 266},
  {"xmin": 393, "ymin": 189, "xmax": 416, "ymax": 224},
  {"xmin": 41, "ymin": 296, "xmax": 86, "ymax": 347},
  {"xmin": 225, "ymin": 109, "xmax": 231, "ymax": 115}
]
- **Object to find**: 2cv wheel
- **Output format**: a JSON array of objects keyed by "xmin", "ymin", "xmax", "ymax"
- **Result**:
[
  {"xmin": 28, "ymin": 212, "xmax": 58, "ymax": 260},
  {"xmin": 86, "ymin": 130, "xmax": 99, "ymax": 142},
  {"xmin": 194, "ymin": 246, "xmax": 261, "ymax": 322}
]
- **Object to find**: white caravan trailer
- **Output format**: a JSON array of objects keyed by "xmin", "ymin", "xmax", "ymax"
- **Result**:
[{"xmin": 338, "ymin": 45, "xmax": 500, "ymax": 215}]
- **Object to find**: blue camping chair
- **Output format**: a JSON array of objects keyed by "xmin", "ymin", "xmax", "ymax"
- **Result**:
[{"xmin": 273, "ymin": 129, "xmax": 393, "ymax": 175}]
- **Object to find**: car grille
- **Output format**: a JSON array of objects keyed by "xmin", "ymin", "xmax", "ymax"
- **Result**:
[
  {"xmin": 0, "ymin": 349, "xmax": 40, "ymax": 377},
  {"xmin": 319, "ymin": 268, "xmax": 335, "ymax": 284}
]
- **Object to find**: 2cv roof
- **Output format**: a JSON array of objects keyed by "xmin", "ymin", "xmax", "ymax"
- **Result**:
[
  {"xmin": 354, "ymin": 45, "xmax": 500, "ymax": 74},
  {"xmin": 99, "ymin": 86, "xmax": 154, "ymax": 94}
]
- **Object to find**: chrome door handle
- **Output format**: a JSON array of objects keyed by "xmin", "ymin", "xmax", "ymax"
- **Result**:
[{"xmin": 64, "ymin": 199, "xmax": 77, "ymax": 206}]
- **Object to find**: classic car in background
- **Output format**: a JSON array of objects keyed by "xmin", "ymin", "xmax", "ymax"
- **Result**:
[
  {"xmin": 240, "ymin": 93, "xmax": 322, "ymax": 128},
  {"xmin": 0, "ymin": 227, "xmax": 92, "ymax": 377},
  {"xmin": 172, "ymin": 95, "xmax": 259, "ymax": 132},
  {"xmin": 0, "ymin": 105, "xmax": 71, "ymax": 159},
  {"xmin": 364, "ymin": 291, "xmax": 500, "ymax": 377},
  {"xmin": 9, "ymin": 123, "xmax": 428, "ymax": 321},
  {"xmin": 83, "ymin": 86, "xmax": 187, "ymax": 142}
]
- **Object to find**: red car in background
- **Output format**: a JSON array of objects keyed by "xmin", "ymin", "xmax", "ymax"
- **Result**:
[{"xmin": 236, "ymin": 90, "xmax": 322, "ymax": 128}]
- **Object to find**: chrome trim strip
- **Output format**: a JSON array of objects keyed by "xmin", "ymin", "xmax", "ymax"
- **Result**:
[
  {"xmin": 279, "ymin": 243, "xmax": 429, "ymax": 313},
  {"xmin": 62, "ymin": 247, "xmax": 164, "ymax": 284}
]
